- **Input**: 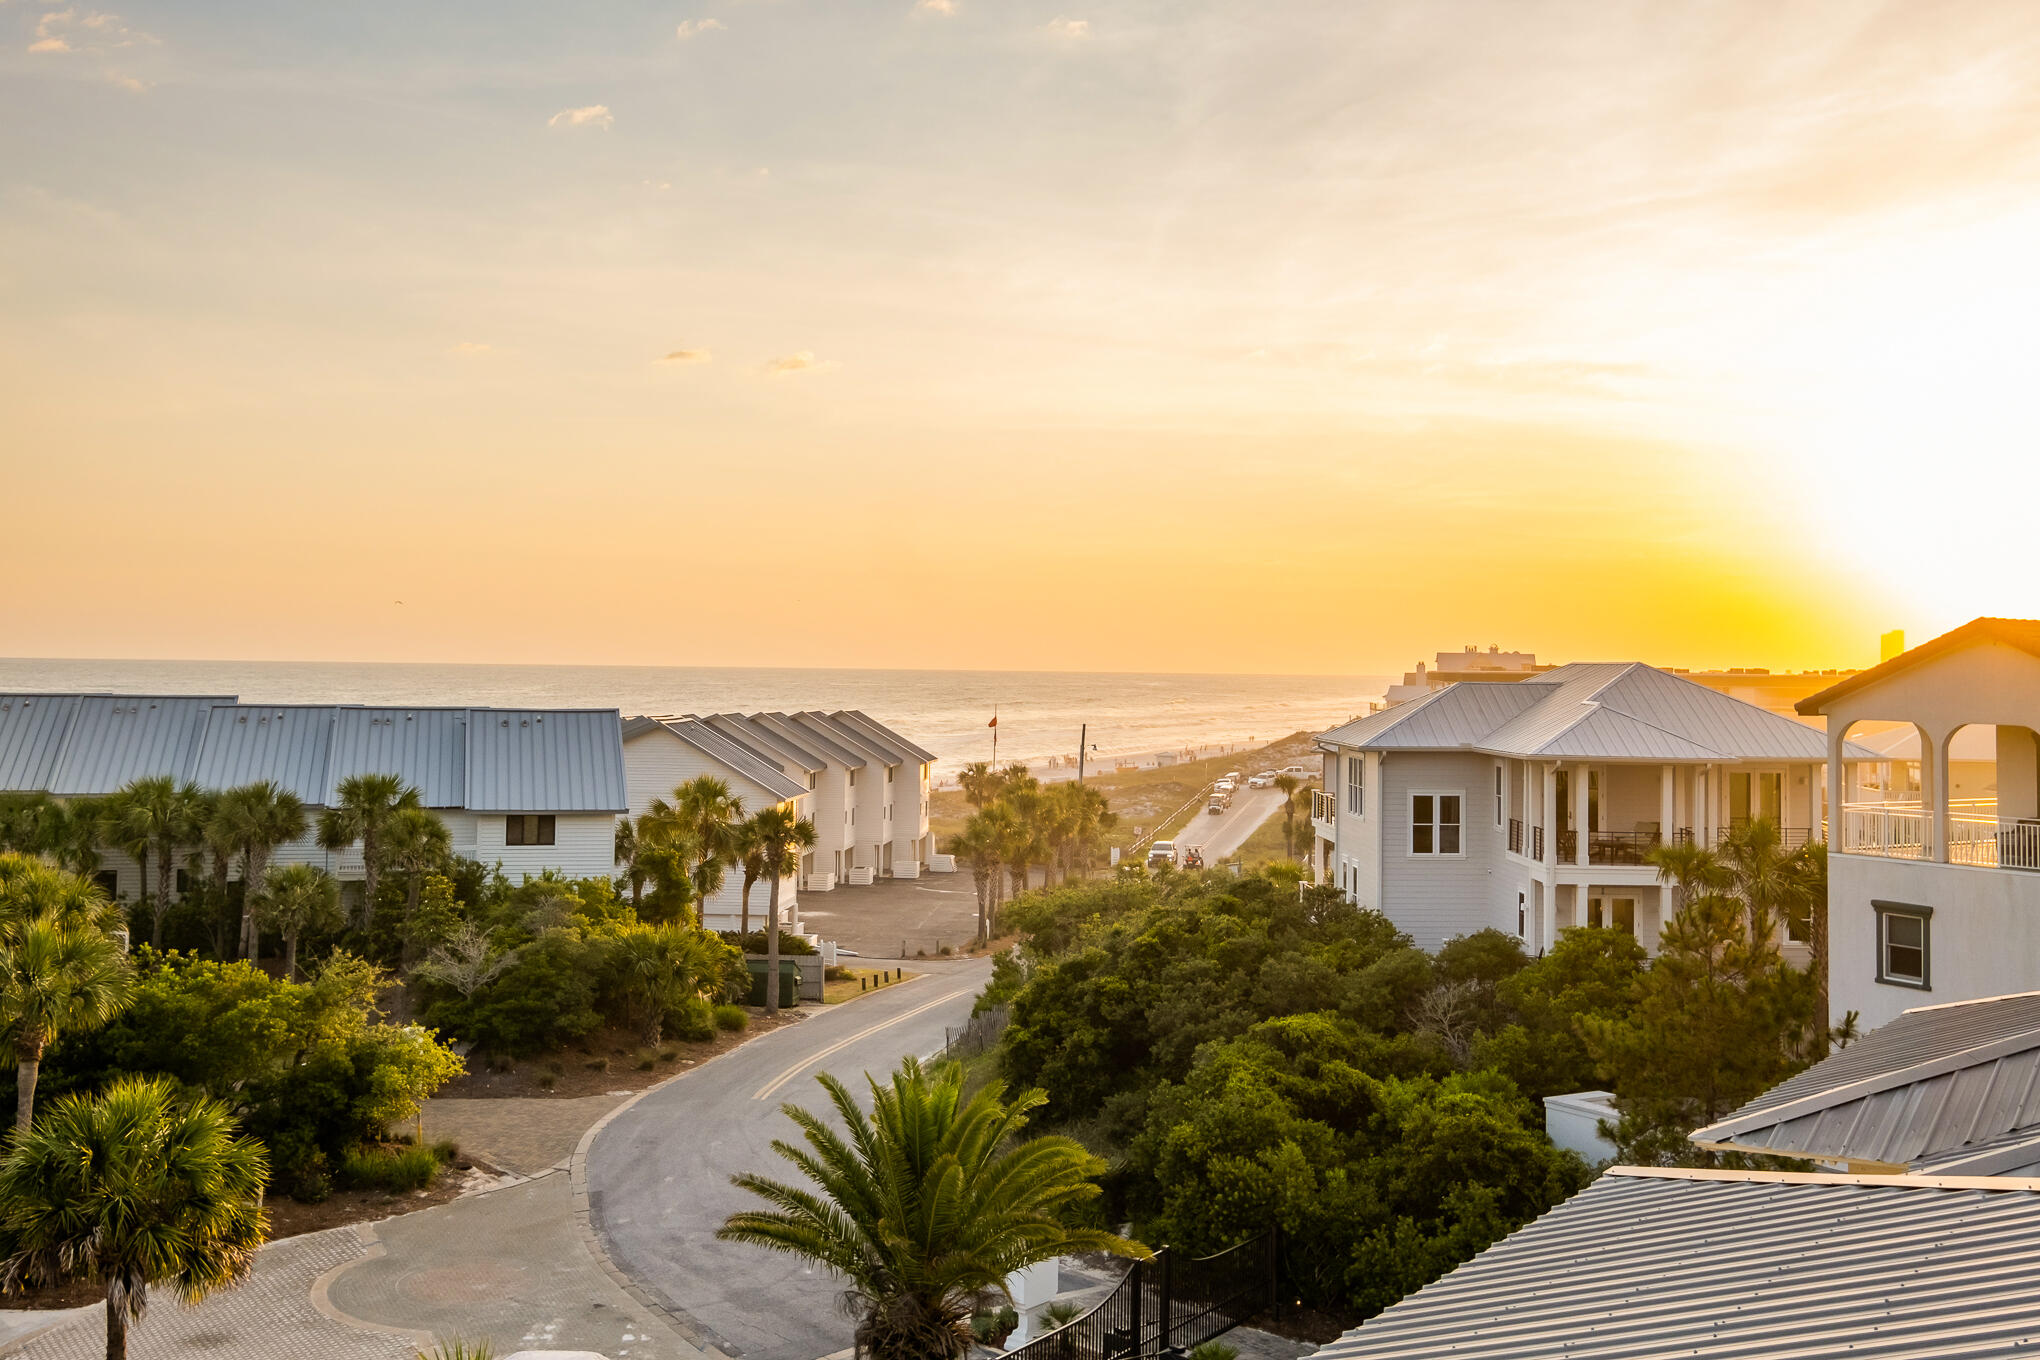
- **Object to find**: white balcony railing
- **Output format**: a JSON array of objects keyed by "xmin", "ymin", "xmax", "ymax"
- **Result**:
[
  {"xmin": 1311, "ymin": 788, "xmax": 1337, "ymax": 823},
  {"xmin": 1843, "ymin": 803, "xmax": 2040, "ymax": 870}
]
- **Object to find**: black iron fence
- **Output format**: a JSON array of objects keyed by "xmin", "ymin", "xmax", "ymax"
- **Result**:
[
  {"xmin": 1003, "ymin": 1231, "xmax": 1279, "ymax": 1360},
  {"xmin": 944, "ymin": 1005, "xmax": 1009, "ymax": 1059}
]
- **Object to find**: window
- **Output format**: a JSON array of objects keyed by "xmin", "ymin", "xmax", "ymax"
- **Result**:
[
  {"xmin": 1589, "ymin": 896, "xmax": 1636, "ymax": 935},
  {"xmin": 1517, "ymin": 891, "xmax": 1526, "ymax": 939},
  {"xmin": 1410, "ymin": 792, "xmax": 1462, "ymax": 855},
  {"xmin": 808, "ymin": 771, "xmax": 819, "ymax": 791},
  {"xmin": 1495, "ymin": 765, "xmax": 1505, "ymax": 826},
  {"xmin": 94, "ymin": 869, "xmax": 120, "ymax": 900},
  {"xmin": 505, "ymin": 814, "xmax": 555, "ymax": 846},
  {"xmin": 1346, "ymin": 756, "xmax": 1365, "ymax": 815},
  {"xmin": 1875, "ymin": 902, "xmax": 1931, "ymax": 988},
  {"xmin": 849, "ymin": 769, "xmax": 858, "ymax": 787},
  {"xmin": 887, "ymin": 765, "xmax": 895, "ymax": 783}
]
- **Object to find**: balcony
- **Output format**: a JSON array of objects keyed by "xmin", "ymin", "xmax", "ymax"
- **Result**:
[
  {"xmin": 1845, "ymin": 803, "xmax": 2040, "ymax": 869},
  {"xmin": 1311, "ymin": 788, "xmax": 1337, "ymax": 824},
  {"xmin": 1508, "ymin": 817, "xmax": 1523, "ymax": 854}
]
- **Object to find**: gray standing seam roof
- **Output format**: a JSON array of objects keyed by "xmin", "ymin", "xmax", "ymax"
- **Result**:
[
  {"xmin": 48, "ymin": 695, "xmax": 233, "ymax": 795},
  {"xmin": 1319, "ymin": 663, "xmax": 1870, "ymax": 763},
  {"xmin": 467, "ymin": 709, "xmax": 627, "ymax": 813},
  {"xmin": 326, "ymin": 707, "xmax": 468, "ymax": 808},
  {"xmin": 1312, "ymin": 1166, "xmax": 2040, "ymax": 1360},
  {"xmin": 764, "ymin": 712, "xmax": 866, "ymax": 768},
  {"xmin": 794, "ymin": 711, "xmax": 897, "ymax": 767},
  {"xmin": 1690, "ymin": 992, "xmax": 2040, "ymax": 1174},
  {"xmin": 625, "ymin": 717, "xmax": 808, "ymax": 804},
  {"xmin": 702, "ymin": 713, "xmax": 826, "ymax": 774},
  {"xmin": 187, "ymin": 705, "xmax": 336, "ymax": 806},
  {"xmin": 832, "ymin": 710, "xmax": 937, "ymax": 765},
  {"xmin": 0, "ymin": 694, "xmax": 86, "ymax": 792}
]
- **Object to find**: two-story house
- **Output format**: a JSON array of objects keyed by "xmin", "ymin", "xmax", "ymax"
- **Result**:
[
  {"xmin": 1798, "ymin": 617, "xmax": 2040, "ymax": 1032},
  {"xmin": 1312, "ymin": 662, "xmax": 1851, "ymax": 953}
]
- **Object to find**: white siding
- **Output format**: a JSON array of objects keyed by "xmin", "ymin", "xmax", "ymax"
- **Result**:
[
  {"xmin": 474, "ymin": 812, "xmax": 618, "ymax": 882},
  {"xmin": 1379, "ymin": 750, "xmax": 1513, "ymax": 950},
  {"xmin": 621, "ymin": 726, "xmax": 804, "ymax": 914}
]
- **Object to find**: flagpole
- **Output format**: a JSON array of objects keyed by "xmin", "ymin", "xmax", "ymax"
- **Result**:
[{"xmin": 991, "ymin": 705, "xmax": 999, "ymax": 766}]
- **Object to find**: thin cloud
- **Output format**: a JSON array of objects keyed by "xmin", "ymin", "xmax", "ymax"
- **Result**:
[
  {"xmin": 105, "ymin": 70, "xmax": 143, "ymax": 91},
  {"xmin": 675, "ymin": 18, "xmax": 724, "ymax": 39},
  {"xmin": 917, "ymin": 0, "xmax": 957, "ymax": 14},
  {"xmin": 660, "ymin": 348, "xmax": 712, "ymax": 364},
  {"xmin": 449, "ymin": 341, "xmax": 495, "ymax": 356},
  {"xmin": 766, "ymin": 351, "xmax": 836, "ymax": 376},
  {"xmin": 548, "ymin": 105, "xmax": 613, "ymax": 130},
  {"xmin": 30, "ymin": 8, "xmax": 156, "ymax": 53},
  {"xmin": 1044, "ymin": 16, "xmax": 1088, "ymax": 37}
]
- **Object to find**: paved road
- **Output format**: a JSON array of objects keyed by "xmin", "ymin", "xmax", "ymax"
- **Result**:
[
  {"xmin": 586, "ymin": 959, "xmax": 993, "ymax": 1360},
  {"xmin": 1174, "ymin": 787, "xmax": 1284, "ymax": 862}
]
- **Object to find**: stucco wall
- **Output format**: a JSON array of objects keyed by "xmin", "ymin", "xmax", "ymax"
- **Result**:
[{"xmin": 1831, "ymin": 852, "xmax": 2040, "ymax": 1033}]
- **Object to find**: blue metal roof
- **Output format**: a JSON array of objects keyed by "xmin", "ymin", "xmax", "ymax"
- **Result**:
[
  {"xmin": 0, "ymin": 694, "xmax": 85, "ymax": 792},
  {"xmin": 48, "ymin": 695, "xmax": 233, "ymax": 795},
  {"xmin": 187, "ymin": 705, "xmax": 336, "ymax": 805},
  {"xmin": 327, "ymin": 707, "xmax": 468, "ymax": 808},
  {"xmin": 466, "ymin": 709, "xmax": 627, "ymax": 813}
]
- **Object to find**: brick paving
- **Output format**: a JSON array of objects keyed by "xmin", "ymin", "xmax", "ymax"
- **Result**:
[{"xmin": 11, "ymin": 1227, "xmax": 414, "ymax": 1360}]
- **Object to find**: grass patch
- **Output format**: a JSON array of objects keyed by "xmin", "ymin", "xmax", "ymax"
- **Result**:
[
  {"xmin": 824, "ymin": 967, "xmax": 917, "ymax": 1004},
  {"xmin": 342, "ymin": 1144, "xmax": 441, "ymax": 1194},
  {"xmin": 713, "ymin": 1004, "xmax": 748, "ymax": 1032}
]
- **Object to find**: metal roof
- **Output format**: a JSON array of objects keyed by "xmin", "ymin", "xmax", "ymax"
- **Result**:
[
  {"xmin": 187, "ymin": 705, "xmax": 335, "ymax": 805},
  {"xmin": 1321, "ymin": 663, "xmax": 1868, "ymax": 763},
  {"xmin": 831, "ymin": 710, "xmax": 937, "ymax": 765},
  {"xmin": 48, "ymin": 695, "xmax": 232, "ymax": 795},
  {"xmin": 467, "ymin": 709, "xmax": 627, "ymax": 813},
  {"xmin": 624, "ymin": 716, "xmax": 807, "ymax": 803},
  {"xmin": 794, "ymin": 711, "xmax": 899, "ymax": 766},
  {"xmin": 1799, "ymin": 617, "xmax": 2040, "ymax": 714},
  {"xmin": 0, "ymin": 694, "xmax": 85, "ymax": 791},
  {"xmin": 1312, "ymin": 1166, "xmax": 2040, "ymax": 1360},
  {"xmin": 326, "ymin": 707, "xmax": 469, "ymax": 808},
  {"xmin": 766, "ymin": 712, "xmax": 866, "ymax": 768},
  {"xmin": 699, "ymin": 713, "xmax": 826, "ymax": 775},
  {"xmin": 1691, "ymin": 992, "xmax": 2040, "ymax": 1173}
]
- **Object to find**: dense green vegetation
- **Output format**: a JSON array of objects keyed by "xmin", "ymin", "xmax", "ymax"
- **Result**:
[
  {"xmin": 981, "ymin": 828, "xmax": 1827, "ymax": 1320},
  {"xmin": 947, "ymin": 764, "xmax": 1115, "ymax": 944}
]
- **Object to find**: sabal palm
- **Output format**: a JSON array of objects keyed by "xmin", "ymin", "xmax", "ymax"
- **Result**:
[
  {"xmin": 950, "ymin": 813, "xmax": 1005, "ymax": 943},
  {"xmin": 734, "ymin": 815, "xmax": 769, "ymax": 936},
  {"xmin": 0, "ymin": 855, "xmax": 134, "ymax": 1129},
  {"xmin": 1271, "ymin": 774, "xmax": 1302, "ymax": 858},
  {"xmin": 382, "ymin": 806, "xmax": 452, "ymax": 915},
  {"xmin": 671, "ymin": 776, "xmax": 747, "ymax": 903},
  {"xmin": 212, "ymin": 781, "xmax": 308, "ymax": 960},
  {"xmin": 749, "ymin": 805, "xmax": 817, "ymax": 1015},
  {"xmin": 1645, "ymin": 837, "xmax": 1735, "ymax": 917},
  {"xmin": 615, "ymin": 816, "xmax": 648, "ymax": 909},
  {"xmin": 318, "ymin": 773, "xmax": 422, "ymax": 925},
  {"xmin": 719, "ymin": 1058, "xmax": 1144, "ymax": 1360},
  {"xmin": 256, "ymin": 863, "xmax": 342, "ymax": 980},
  {"xmin": 0, "ymin": 1075, "xmax": 268, "ymax": 1360},
  {"xmin": 113, "ymin": 776, "xmax": 205, "ymax": 948}
]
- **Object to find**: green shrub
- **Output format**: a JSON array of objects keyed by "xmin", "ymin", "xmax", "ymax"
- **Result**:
[
  {"xmin": 824, "ymin": 964, "xmax": 854, "ymax": 982},
  {"xmin": 419, "ymin": 1341, "xmax": 494, "ymax": 1360},
  {"xmin": 429, "ymin": 1140, "xmax": 461, "ymax": 1164},
  {"xmin": 536, "ymin": 1072, "xmax": 557, "ymax": 1090},
  {"xmin": 1188, "ymin": 1344, "xmax": 1237, "ymax": 1360},
  {"xmin": 1042, "ymin": 1300, "xmax": 1085, "ymax": 1329},
  {"xmin": 720, "ymin": 929, "xmax": 816, "ymax": 955},
  {"xmin": 584, "ymin": 1056, "xmax": 609, "ymax": 1072},
  {"xmin": 635, "ymin": 1052, "xmax": 657, "ymax": 1071},
  {"xmin": 343, "ymin": 1144, "xmax": 441, "ymax": 1193},
  {"xmin": 669, "ymin": 997, "xmax": 716, "ymax": 1043},
  {"xmin": 713, "ymin": 1004, "xmax": 748, "ymax": 1032}
]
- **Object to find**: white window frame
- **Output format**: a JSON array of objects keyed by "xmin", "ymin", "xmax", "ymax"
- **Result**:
[
  {"xmin": 1875, "ymin": 901, "xmax": 1931, "ymax": 989},
  {"xmin": 1408, "ymin": 790, "xmax": 1464, "ymax": 858},
  {"xmin": 1494, "ymin": 763, "xmax": 1505, "ymax": 827},
  {"xmin": 1346, "ymin": 755, "xmax": 1365, "ymax": 816}
]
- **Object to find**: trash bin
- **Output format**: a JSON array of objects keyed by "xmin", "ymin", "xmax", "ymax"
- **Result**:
[{"xmin": 745, "ymin": 958, "xmax": 801, "ymax": 1008}]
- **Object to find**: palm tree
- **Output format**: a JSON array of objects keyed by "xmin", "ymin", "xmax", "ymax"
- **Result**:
[
  {"xmin": 957, "ymin": 762, "xmax": 1002, "ymax": 812},
  {"xmin": 0, "ymin": 854, "xmax": 134, "ymax": 1129},
  {"xmin": 1272, "ymin": 774, "xmax": 1303, "ymax": 858},
  {"xmin": 382, "ymin": 807, "xmax": 452, "ymax": 917},
  {"xmin": 255, "ymin": 863, "xmax": 342, "ymax": 980},
  {"xmin": 0, "ymin": 1075, "xmax": 268, "ymax": 1360},
  {"xmin": 212, "ymin": 781, "xmax": 308, "ymax": 960},
  {"xmin": 948, "ymin": 816, "xmax": 1000, "ymax": 945},
  {"xmin": 95, "ymin": 787, "xmax": 152, "ymax": 913},
  {"xmin": 734, "ymin": 814, "xmax": 769, "ymax": 936},
  {"xmin": 615, "ymin": 816, "xmax": 649, "ymax": 910},
  {"xmin": 112, "ymin": 776, "xmax": 205, "ymax": 948},
  {"xmin": 615, "ymin": 922, "xmax": 720, "ymax": 1044},
  {"xmin": 748, "ymin": 805, "xmax": 817, "ymax": 1016},
  {"xmin": 1645, "ymin": 836, "xmax": 1733, "ymax": 918},
  {"xmin": 670, "ymin": 776, "xmax": 747, "ymax": 905},
  {"xmin": 317, "ymin": 772, "xmax": 422, "ymax": 926},
  {"xmin": 718, "ymin": 1058, "xmax": 1145, "ymax": 1360}
]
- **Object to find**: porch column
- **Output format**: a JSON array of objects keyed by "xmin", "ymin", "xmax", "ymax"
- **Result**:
[
  {"xmin": 1701, "ymin": 764, "xmax": 1715, "ymax": 846},
  {"xmin": 1927, "ymin": 728, "xmax": 1949, "ymax": 863},
  {"xmin": 1659, "ymin": 765, "xmax": 1674, "ymax": 848},
  {"xmin": 1541, "ymin": 762, "xmax": 1558, "ymax": 950},
  {"xmin": 1573, "ymin": 762, "xmax": 1590, "ymax": 867}
]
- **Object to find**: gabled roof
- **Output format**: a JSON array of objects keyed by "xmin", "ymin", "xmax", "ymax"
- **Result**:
[
  {"xmin": 790, "ymin": 712, "xmax": 895, "ymax": 767},
  {"xmin": 0, "ymin": 694, "xmax": 89, "ymax": 791},
  {"xmin": 1690, "ymin": 992, "xmax": 2040, "ymax": 1175},
  {"xmin": 467, "ymin": 709, "xmax": 628, "ymax": 813},
  {"xmin": 1312, "ymin": 1166, "xmax": 2040, "ymax": 1360},
  {"xmin": 327, "ymin": 707, "xmax": 468, "ymax": 808},
  {"xmin": 754, "ymin": 711, "xmax": 866, "ymax": 769},
  {"xmin": 1798, "ymin": 617, "xmax": 2040, "ymax": 714},
  {"xmin": 830, "ymin": 710, "xmax": 937, "ymax": 765},
  {"xmin": 1321, "ymin": 663, "xmax": 1864, "ymax": 763},
  {"xmin": 699, "ymin": 713, "xmax": 826, "ymax": 775},
  {"xmin": 623, "ymin": 716, "xmax": 807, "ymax": 803},
  {"xmin": 187, "ymin": 705, "xmax": 336, "ymax": 805}
]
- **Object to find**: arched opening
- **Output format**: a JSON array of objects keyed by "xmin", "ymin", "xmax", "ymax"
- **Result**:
[
  {"xmin": 1944, "ymin": 722, "xmax": 2040, "ymax": 869},
  {"xmin": 1836, "ymin": 718, "xmax": 1933, "ymax": 859}
]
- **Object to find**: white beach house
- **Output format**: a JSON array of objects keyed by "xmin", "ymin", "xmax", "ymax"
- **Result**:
[
  {"xmin": 1798, "ymin": 618, "xmax": 2040, "ymax": 1032},
  {"xmin": 0, "ymin": 693, "xmax": 628, "ymax": 905},
  {"xmin": 1311, "ymin": 663, "xmax": 1855, "ymax": 953}
]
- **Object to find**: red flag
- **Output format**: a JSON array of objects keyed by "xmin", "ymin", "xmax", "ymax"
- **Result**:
[{"xmin": 988, "ymin": 714, "xmax": 998, "ymax": 728}]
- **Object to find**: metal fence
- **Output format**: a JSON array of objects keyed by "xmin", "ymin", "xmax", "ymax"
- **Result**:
[
  {"xmin": 944, "ymin": 1004, "xmax": 1009, "ymax": 1059},
  {"xmin": 1003, "ymin": 1231, "xmax": 1279, "ymax": 1360}
]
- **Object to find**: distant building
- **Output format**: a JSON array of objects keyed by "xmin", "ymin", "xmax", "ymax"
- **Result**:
[
  {"xmin": 1381, "ymin": 645, "xmax": 1859, "ymax": 722},
  {"xmin": 1312, "ymin": 663, "xmax": 1864, "ymax": 953},
  {"xmin": 0, "ymin": 694, "xmax": 628, "ymax": 905},
  {"xmin": 1381, "ymin": 646, "xmax": 1549, "ymax": 705},
  {"xmin": 1798, "ymin": 617, "xmax": 2040, "ymax": 1032}
]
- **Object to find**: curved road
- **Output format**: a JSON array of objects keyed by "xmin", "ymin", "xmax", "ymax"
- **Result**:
[{"xmin": 586, "ymin": 959, "xmax": 992, "ymax": 1360}]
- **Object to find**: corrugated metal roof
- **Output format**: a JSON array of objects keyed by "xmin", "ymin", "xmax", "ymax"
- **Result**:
[
  {"xmin": 795, "ymin": 711, "xmax": 899, "ymax": 766},
  {"xmin": 466, "ymin": 709, "xmax": 626, "ymax": 813},
  {"xmin": 326, "ymin": 707, "xmax": 468, "ymax": 808},
  {"xmin": 1691, "ymin": 992, "xmax": 2040, "ymax": 1172},
  {"xmin": 700, "ymin": 713, "xmax": 826, "ymax": 775},
  {"xmin": 48, "ymin": 695, "xmax": 232, "ymax": 795},
  {"xmin": 628, "ymin": 717, "xmax": 807, "ymax": 803},
  {"xmin": 777, "ymin": 712, "xmax": 875, "ymax": 768},
  {"xmin": 0, "ymin": 694, "xmax": 85, "ymax": 791},
  {"xmin": 188, "ymin": 705, "xmax": 335, "ymax": 805},
  {"xmin": 832, "ymin": 710, "xmax": 937, "ymax": 765},
  {"xmin": 1313, "ymin": 1167, "xmax": 2040, "ymax": 1360},
  {"xmin": 1321, "ymin": 663, "xmax": 1869, "ymax": 763}
]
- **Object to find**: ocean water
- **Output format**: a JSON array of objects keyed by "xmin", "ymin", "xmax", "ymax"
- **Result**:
[{"xmin": 0, "ymin": 658, "xmax": 1390, "ymax": 781}]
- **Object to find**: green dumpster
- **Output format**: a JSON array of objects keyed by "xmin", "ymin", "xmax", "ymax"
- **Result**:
[{"xmin": 745, "ymin": 957, "xmax": 801, "ymax": 1008}]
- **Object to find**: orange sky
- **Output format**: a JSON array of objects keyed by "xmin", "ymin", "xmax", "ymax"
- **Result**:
[{"xmin": 3, "ymin": 0, "xmax": 2035, "ymax": 674}]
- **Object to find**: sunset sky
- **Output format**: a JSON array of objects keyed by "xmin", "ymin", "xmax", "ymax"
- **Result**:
[{"xmin": 3, "ymin": 0, "xmax": 2035, "ymax": 674}]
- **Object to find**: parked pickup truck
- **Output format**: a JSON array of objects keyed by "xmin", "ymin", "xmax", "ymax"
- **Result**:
[
  {"xmin": 1147, "ymin": 840, "xmax": 1177, "ymax": 868},
  {"xmin": 1208, "ymin": 790, "xmax": 1231, "ymax": 814}
]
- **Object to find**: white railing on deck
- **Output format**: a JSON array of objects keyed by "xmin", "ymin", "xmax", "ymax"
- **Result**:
[
  {"xmin": 1843, "ymin": 806, "xmax": 1929, "ymax": 859},
  {"xmin": 1844, "ymin": 804, "xmax": 2040, "ymax": 870}
]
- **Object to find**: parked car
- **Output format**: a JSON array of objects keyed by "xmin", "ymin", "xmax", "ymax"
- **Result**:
[
  {"xmin": 1208, "ymin": 791, "xmax": 1230, "ymax": 814},
  {"xmin": 1223, "ymin": 770, "xmax": 1243, "ymax": 785},
  {"xmin": 1147, "ymin": 840, "xmax": 1176, "ymax": 868},
  {"xmin": 1278, "ymin": 764, "xmax": 1317, "ymax": 779},
  {"xmin": 1214, "ymin": 778, "xmax": 1236, "ymax": 793},
  {"xmin": 1247, "ymin": 772, "xmax": 1276, "ymax": 788}
]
